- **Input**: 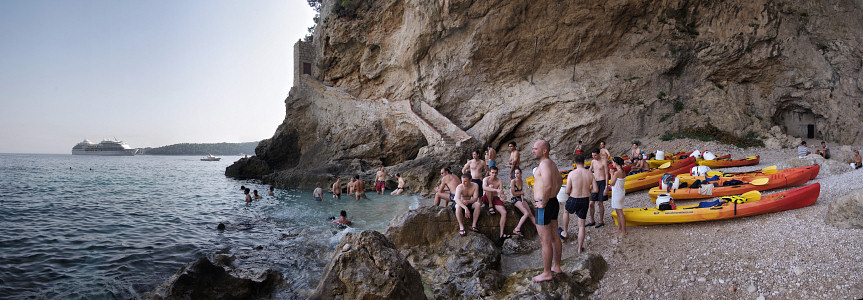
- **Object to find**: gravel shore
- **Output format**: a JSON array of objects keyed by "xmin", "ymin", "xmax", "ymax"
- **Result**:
[
  {"xmin": 415, "ymin": 138, "xmax": 862, "ymax": 299},
  {"xmin": 537, "ymin": 138, "xmax": 863, "ymax": 299}
]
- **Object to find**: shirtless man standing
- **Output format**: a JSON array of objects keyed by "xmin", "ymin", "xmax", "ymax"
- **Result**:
[
  {"xmin": 562, "ymin": 154, "xmax": 596, "ymax": 253},
  {"xmin": 433, "ymin": 167, "xmax": 460, "ymax": 206},
  {"xmin": 598, "ymin": 141, "xmax": 612, "ymax": 201},
  {"xmin": 332, "ymin": 178, "xmax": 342, "ymax": 199},
  {"xmin": 486, "ymin": 144, "xmax": 498, "ymax": 169},
  {"xmin": 463, "ymin": 150, "xmax": 489, "ymax": 198},
  {"xmin": 531, "ymin": 140, "xmax": 563, "ymax": 283},
  {"xmin": 482, "ymin": 166, "xmax": 510, "ymax": 239},
  {"xmin": 453, "ymin": 172, "xmax": 482, "ymax": 236},
  {"xmin": 347, "ymin": 177, "xmax": 356, "ymax": 195},
  {"xmin": 508, "ymin": 142, "xmax": 520, "ymax": 179},
  {"xmin": 353, "ymin": 175, "xmax": 369, "ymax": 201},
  {"xmin": 375, "ymin": 167, "xmax": 388, "ymax": 195},
  {"xmin": 587, "ymin": 148, "xmax": 608, "ymax": 228}
]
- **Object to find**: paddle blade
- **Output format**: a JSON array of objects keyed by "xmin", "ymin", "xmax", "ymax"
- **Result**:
[
  {"xmin": 745, "ymin": 155, "xmax": 758, "ymax": 160},
  {"xmin": 750, "ymin": 178, "xmax": 769, "ymax": 185},
  {"xmin": 741, "ymin": 190, "xmax": 762, "ymax": 201},
  {"xmin": 705, "ymin": 171, "xmax": 723, "ymax": 177},
  {"xmin": 658, "ymin": 162, "xmax": 672, "ymax": 169},
  {"xmin": 761, "ymin": 165, "xmax": 778, "ymax": 175}
]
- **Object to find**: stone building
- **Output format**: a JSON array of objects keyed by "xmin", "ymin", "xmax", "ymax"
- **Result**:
[{"xmin": 293, "ymin": 41, "xmax": 315, "ymax": 87}]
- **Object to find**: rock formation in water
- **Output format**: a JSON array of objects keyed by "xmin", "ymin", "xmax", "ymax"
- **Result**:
[
  {"xmin": 310, "ymin": 230, "xmax": 427, "ymax": 299},
  {"xmin": 230, "ymin": 0, "xmax": 863, "ymax": 192},
  {"xmin": 147, "ymin": 256, "xmax": 281, "ymax": 300}
]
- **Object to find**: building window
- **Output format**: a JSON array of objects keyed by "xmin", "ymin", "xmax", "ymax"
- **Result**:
[{"xmin": 303, "ymin": 63, "xmax": 312, "ymax": 75}]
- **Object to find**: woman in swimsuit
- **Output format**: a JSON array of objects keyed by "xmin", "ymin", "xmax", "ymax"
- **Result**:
[{"xmin": 509, "ymin": 168, "xmax": 535, "ymax": 237}]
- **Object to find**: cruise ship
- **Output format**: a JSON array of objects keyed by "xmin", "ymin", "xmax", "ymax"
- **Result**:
[{"xmin": 72, "ymin": 139, "xmax": 138, "ymax": 156}]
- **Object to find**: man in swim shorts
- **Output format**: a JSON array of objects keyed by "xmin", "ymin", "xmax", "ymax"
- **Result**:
[
  {"xmin": 433, "ymin": 167, "xmax": 460, "ymax": 206},
  {"xmin": 463, "ymin": 150, "xmax": 489, "ymax": 198},
  {"xmin": 508, "ymin": 141, "xmax": 520, "ymax": 179},
  {"xmin": 562, "ymin": 154, "xmax": 596, "ymax": 253},
  {"xmin": 375, "ymin": 166, "xmax": 388, "ymax": 195},
  {"xmin": 481, "ymin": 166, "xmax": 510, "ymax": 239},
  {"xmin": 353, "ymin": 175, "xmax": 368, "ymax": 201},
  {"xmin": 453, "ymin": 172, "xmax": 481, "ymax": 236},
  {"xmin": 531, "ymin": 139, "xmax": 563, "ymax": 283},
  {"xmin": 587, "ymin": 148, "xmax": 608, "ymax": 228},
  {"xmin": 486, "ymin": 143, "xmax": 497, "ymax": 168}
]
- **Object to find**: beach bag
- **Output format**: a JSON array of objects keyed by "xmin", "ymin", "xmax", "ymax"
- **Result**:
[{"xmin": 658, "ymin": 202, "xmax": 673, "ymax": 210}]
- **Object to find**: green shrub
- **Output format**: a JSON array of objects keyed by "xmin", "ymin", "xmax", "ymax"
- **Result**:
[{"xmin": 673, "ymin": 100, "xmax": 684, "ymax": 113}]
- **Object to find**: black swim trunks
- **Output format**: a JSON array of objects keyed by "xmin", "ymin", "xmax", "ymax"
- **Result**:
[
  {"xmin": 510, "ymin": 196, "xmax": 522, "ymax": 205},
  {"xmin": 449, "ymin": 193, "xmax": 455, "ymax": 201},
  {"xmin": 566, "ymin": 196, "xmax": 590, "ymax": 220},
  {"xmin": 450, "ymin": 201, "xmax": 475, "ymax": 215},
  {"xmin": 535, "ymin": 198, "xmax": 559, "ymax": 226},
  {"xmin": 471, "ymin": 179, "xmax": 483, "ymax": 198},
  {"xmin": 590, "ymin": 180, "xmax": 608, "ymax": 202}
]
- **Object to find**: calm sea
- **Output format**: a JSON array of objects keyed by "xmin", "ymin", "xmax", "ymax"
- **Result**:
[{"xmin": 0, "ymin": 154, "xmax": 418, "ymax": 299}]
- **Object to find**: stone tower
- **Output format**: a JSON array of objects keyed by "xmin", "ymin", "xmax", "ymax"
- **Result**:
[{"xmin": 293, "ymin": 40, "xmax": 316, "ymax": 87}]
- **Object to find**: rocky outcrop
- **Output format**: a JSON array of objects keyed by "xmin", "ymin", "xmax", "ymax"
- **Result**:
[
  {"xmin": 310, "ymin": 230, "xmax": 426, "ymax": 299},
  {"xmin": 825, "ymin": 188, "xmax": 863, "ymax": 229},
  {"xmin": 499, "ymin": 254, "xmax": 608, "ymax": 300},
  {"xmin": 235, "ymin": 0, "xmax": 863, "ymax": 192},
  {"xmin": 785, "ymin": 154, "xmax": 853, "ymax": 176},
  {"xmin": 147, "ymin": 256, "xmax": 281, "ymax": 300},
  {"xmin": 384, "ymin": 205, "xmax": 542, "ymax": 298},
  {"xmin": 224, "ymin": 156, "xmax": 271, "ymax": 179}
]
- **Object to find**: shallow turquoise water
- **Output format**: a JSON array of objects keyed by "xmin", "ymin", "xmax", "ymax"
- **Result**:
[{"xmin": 0, "ymin": 154, "xmax": 417, "ymax": 299}]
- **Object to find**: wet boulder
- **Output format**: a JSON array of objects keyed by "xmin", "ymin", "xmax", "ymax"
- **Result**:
[
  {"xmin": 147, "ymin": 256, "xmax": 281, "ymax": 300},
  {"xmin": 310, "ymin": 230, "xmax": 426, "ymax": 299},
  {"xmin": 500, "ymin": 253, "xmax": 608, "ymax": 299}
]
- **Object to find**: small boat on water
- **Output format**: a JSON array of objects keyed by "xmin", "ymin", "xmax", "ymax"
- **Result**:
[{"xmin": 201, "ymin": 154, "xmax": 221, "ymax": 161}]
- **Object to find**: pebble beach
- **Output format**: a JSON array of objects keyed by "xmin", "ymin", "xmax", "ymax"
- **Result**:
[{"xmin": 515, "ymin": 138, "xmax": 863, "ymax": 299}]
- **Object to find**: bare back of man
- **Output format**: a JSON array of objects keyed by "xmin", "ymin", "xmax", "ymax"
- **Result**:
[
  {"xmin": 531, "ymin": 140, "xmax": 563, "ymax": 283},
  {"xmin": 433, "ymin": 168, "xmax": 460, "ymax": 206},
  {"xmin": 354, "ymin": 177, "xmax": 368, "ymax": 201},
  {"xmin": 562, "ymin": 155, "xmax": 596, "ymax": 253}
]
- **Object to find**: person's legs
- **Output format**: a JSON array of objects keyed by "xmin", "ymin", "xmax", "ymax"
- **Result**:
[
  {"xmin": 455, "ymin": 206, "xmax": 466, "ymax": 232},
  {"xmin": 550, "ymin": 219, "xmax": 562, "ymax": 273},
  {"xmin": 561, "ymin": 212, "xmax": 570, "ymax": 238},
  {"xmin": 471, "ymin": 201, "xmax": 481, "ymax": 229},
  {"xmin": 494, "ymin": 203, "xmax": 507, "ymax": 237},
  {"xmin": 617, "ymin": 208, "xmax": 627, "ymax": 235},
  {"xmin": 586, "ymin": 200, "xmax": 596, "ymax": 226},
  {"xmin": 433, "ymin": 192, "xmax": 448, "ymax": 206},
  {"xmin": 513, "ymin": 201, "xmax": 530, "ymax": 233},
  {"xmin": 577, "ymin": 218, "xmax": 586, "ymax": 253}
]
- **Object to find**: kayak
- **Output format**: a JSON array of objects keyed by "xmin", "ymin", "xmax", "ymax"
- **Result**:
[
  {"xmin": 628, "ymin": 156, "xmax": 696, "ymax": 181},
  {"xmin": 612, "ymin": 183, "xmax": 820, "ymax": 226},
  {"xmin": 675, "ymin": 165, "xmax": 820, "ymax": 185},
  {"xmin": 623, "ymin": 163, "xmax": 695, "ymax": 193},
  {"xmin": 696, "ymin": 155, "xmax": 760, "ymax": 168},
  {"xmin": 648, "ymin": 154, "xmax": 730, "ymax": 168},
  {"xmin": 648, "ymin": 164, "xmax": 819, "ymax": 201}
]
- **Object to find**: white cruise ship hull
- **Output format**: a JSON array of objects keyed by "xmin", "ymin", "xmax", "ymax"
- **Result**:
[{"xmin": 72, "ymin": 149, "xmax": 137, "ymax": 156}]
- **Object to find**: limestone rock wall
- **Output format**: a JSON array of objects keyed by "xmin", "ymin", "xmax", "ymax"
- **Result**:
[{"xmin": 312, "ymin": 0, "xmax": 863, "ymax": 163}]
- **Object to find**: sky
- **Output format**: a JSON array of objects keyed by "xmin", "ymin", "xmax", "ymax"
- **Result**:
[{"xmin": 0, "ymin": 1, "xmax": 317, "ymax": 154}]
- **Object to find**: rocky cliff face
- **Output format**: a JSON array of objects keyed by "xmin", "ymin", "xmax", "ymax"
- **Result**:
[{"xmin": 231, "ymin": 0, "xmax": 863, "ymax": 191}]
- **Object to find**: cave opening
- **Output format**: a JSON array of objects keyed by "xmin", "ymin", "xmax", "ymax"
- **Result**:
[{"xmin": 774, "ymin": 106, "xmax": 818, "ymax": 140}]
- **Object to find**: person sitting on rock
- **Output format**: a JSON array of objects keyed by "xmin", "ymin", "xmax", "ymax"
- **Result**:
[
  {"xmin": 462, "ymin": 150, "xmax": 489, "ymax": 198},
  {"xmin": 482, "ymin": 166, "xmax": 510, "ymax": 239},
  {"xmin": 510, "ymin": 167, "xmax": 535, "ymax": 237},
  {"xmin": 453, "ymin": 172, "xmax": 481, "ymax": 236},
  {"xmin": 797, "ymin": 141, "xmax": 811, "ymax": 158},
  {"xmin": 849, "ymin": 150, "xmax": 862, "ymax": 169},
  {"xmin": 433, "ymin": 167, "xmax": 460, "ymax": 206},
  {"xmin": 815, "ymin": 141, "xmax": 831, "ymax": 159},
  {"xmin": 390, "ymin": 173, "xmax": 406, "ymax": 195}
]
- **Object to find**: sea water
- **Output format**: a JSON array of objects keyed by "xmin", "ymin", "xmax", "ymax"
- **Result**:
[{"xmin": 0, "ymin": 154, "xmax": 418, "ymax": 299}]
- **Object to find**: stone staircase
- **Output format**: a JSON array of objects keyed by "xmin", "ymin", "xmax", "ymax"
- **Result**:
[{"xmin": 406, "ymin": 100, "xmax": 473, "ymax": 147}]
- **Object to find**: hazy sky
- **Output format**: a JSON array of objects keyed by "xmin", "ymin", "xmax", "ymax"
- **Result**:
[{"xmin": 0, "ymin": 1, "xmax": 316, "ymax": 154}]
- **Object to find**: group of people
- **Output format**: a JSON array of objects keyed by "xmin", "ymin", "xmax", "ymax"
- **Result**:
[
  {"xmin": 325, "ymin": 167, "xmax": 408, "ymax": 202},
  {"xmin": 240, "ymin": 185, "xmax": 272, "ymax": 203},
  {"xmin": 429, "ymin": 140, "xmax": 632, "ymax": 282},
  {"xmin": 798, "ymin": 140, "xmax": 861, "ymax": 169}
]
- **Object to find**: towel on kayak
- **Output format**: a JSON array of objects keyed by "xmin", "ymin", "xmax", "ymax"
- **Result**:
[{"xmin": 698, "ymin": 183, "xmax": 714, "ymax": 195}]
